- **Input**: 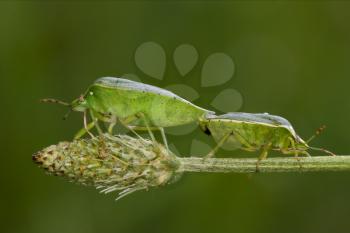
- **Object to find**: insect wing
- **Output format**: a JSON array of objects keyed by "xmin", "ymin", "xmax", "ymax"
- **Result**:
[{"xmin": 211, "ymin": 112, "xmax": 298, "ymax": 138}]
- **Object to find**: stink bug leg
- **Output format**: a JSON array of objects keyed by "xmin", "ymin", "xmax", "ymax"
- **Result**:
[
  {"xmin": 84, "ymin": 111, "xmax": 95, "ymax": 138},
  {"xmin": 119, "ymin": 121, "xmax": 148, "ymax": 143},
  {"xmin": 309, "ymin": 146, "xmax": 336, "ymax": 156},
  {"xmin": 115, "ymin": 112, "xmax": 158, "ymax": 144},
  {"xmin": 102, "ymin": 113, "xmax": 148, "ymax": 143},
  {"xmin": 256, "ymin": 142, "xmax": 272, "ymax": 172},
  {"xmin": 124, "ymin": 112, "xmax": 170, "ymax": 151},
  {"xmin": 288, "ymin": 137, "xmax": 299, "ymax": 158},
  {"xmin": 288, "ymin": 137, "xmax": 304, "ymax": 169},
  {"xmin": 90, "ymin": 110, "xmax": 104, "ymax": 135},
  {"xmin": 206, "ymin": 129, "xmax": 256, "ymax": 158},
  {"xmin": 206, "ymin": 132, "xmax": 231, "ymax": 158},
  {"xmin": 74, "ymin": 111, "xmax": 96, "ymax": 140},
  {"xmin": 135, "ymin": 112, "xmax": 156, "ymax": 143},
  {"xmin": 74, "ymin": 110, "xmax": 104, "ymax": 139},
  {"xmin": 108, "ymin": 115, "xmax": 117, "ymax": 134},
  {"xmin": 74, "ymin": 121, "xmax": 95, "ymax": 140},
  {"xmin": 158, "ymin": 127, "xmax": 169, "ymax": 152},
  {"xmin": 129, "ymin": 124, "xmax": 170, "ymax": 151}
]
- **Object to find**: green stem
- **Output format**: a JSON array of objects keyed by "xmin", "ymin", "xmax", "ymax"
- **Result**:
[{"xmin": 178, "ymin": 156, "xmax": 350, "ymax": 173}]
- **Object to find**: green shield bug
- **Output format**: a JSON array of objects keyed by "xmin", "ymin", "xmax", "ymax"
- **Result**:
[
  {"xmin": 42, "ymin": 77, "xmax": 214, "ymax": 146},
  {"xmin": 199, "ymin": 112, "xmax": 335, "ymax": 164}
]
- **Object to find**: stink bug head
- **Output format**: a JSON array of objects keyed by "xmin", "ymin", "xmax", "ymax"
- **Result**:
[
  {"xmin": 70, "ymin": 95, "xmax": 89, "ymax": 112},
  {"xmin": 295, "ymin": 136, "xmax": 309, "ymax": 151},
  {"xmin": 41, "ymin": 96, "xmax": 88, "ymax": 112},
  {"xmin": 41, "ymin": 94, "xmax": 89, "ymax": 120}
]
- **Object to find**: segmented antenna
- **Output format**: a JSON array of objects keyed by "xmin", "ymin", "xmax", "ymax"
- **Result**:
[
  {"xmin": 306, "ymin": 125, "xmax": 326, "ymax": 143},
  {"xmin": 40, "ymin": 98, "xmax": 70, "ymax": 106},
  {"xmin": 62, "ymin": 109, "xmax": 72, "ymax": 120},
  {"xmin": 40, "ymin": 98, "xmax": 71, "ymax": 120}
]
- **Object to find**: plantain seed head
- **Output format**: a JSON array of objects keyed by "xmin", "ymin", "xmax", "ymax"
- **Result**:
[{"xmin": 33, "ymin": 134, "xmax": 182, "ymax": 200}]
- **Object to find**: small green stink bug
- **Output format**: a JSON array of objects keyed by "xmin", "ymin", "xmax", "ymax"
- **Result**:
[
  {"xmin": 199, "ymin": 112, "xmax": 335, "ymax": 161},
  {"xmin": 42, "ymin": 77, "xmax": 214, "ymax": 144}
]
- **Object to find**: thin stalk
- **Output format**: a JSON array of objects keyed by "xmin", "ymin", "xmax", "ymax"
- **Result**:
[{"xmin": 178, "ymin": 156, "xmax": 350, "ymax": 173}]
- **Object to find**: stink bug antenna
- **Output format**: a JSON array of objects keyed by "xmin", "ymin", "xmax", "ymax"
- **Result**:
[
  {"xmin": 40, "ymin": 98, "xmax": 70, "ymax": 106},
  {"xmin": 63, "ymin": 109, "xmax": 72, "ymax": 120},
  {"xmin": 306, "ymin": 125, "xmax": 336, "ymax": 156},
  {"xmin": 306, "ymin": 125, "xmax": 326, "ymax": 143},
  {"xmin": 40, "ymin": 98, "xmax": 72, "ymax": 120}
]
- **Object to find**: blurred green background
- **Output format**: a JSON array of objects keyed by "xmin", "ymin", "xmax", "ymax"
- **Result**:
[{"xmin": 2, "ymin": 1, "xmax": 350, "ymax": 233}]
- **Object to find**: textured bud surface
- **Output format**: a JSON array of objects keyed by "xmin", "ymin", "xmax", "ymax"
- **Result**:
[{"xmin": 33, "ymin": 134, "xmax": 181, "ymax": 200}]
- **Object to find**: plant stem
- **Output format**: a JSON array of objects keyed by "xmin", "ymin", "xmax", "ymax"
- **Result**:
[{"xmin": 178, "ymin": 156, "xmax": 350, "ymax": 173}]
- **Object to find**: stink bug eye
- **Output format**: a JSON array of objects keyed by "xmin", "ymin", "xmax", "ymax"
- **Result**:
[{"xmin": 70, "ymin": 95, "xmax": 89, "ymax": 112}]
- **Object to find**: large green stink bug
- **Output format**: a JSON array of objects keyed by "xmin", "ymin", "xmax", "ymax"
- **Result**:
[
  {"xmin": 199, "ymin": 112, "xmax": 335, "ymax": 160},
  {"xmin": 43, "ymin": 77, "xmax": 214, "ymax": 142}
]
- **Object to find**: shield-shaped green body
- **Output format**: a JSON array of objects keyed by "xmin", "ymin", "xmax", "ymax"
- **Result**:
[
  {"xmin": 79, "ymin": 77, "xmax": 213, "ymax": 127},
  {"xmin": 200, "ymin": 112, "xmax": 308, "ymax": 153}
]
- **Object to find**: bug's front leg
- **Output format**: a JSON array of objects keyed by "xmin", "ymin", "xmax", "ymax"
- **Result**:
[
  {"xmin": 286, "ymin": 137, "xmax": 314, "ymax": 158},
  {"xmin": 281, "ymin": 148, "xmax": 311, "ymax": 157},
  {"xmin": 90, "ymin": 111, "xmax": 118, "ymax": 135},
  {"xmin": 288, "ymin": 137, "xmax": 299, "ymax": 158},
  {"xmin": 279, "ymin": 138, "xmax": 312, "ymax": 170},
  {"xmin": 74, "ymin": 111, "xmax": 96, "ymax": 139},
  {"xmin": 89, "ymin": 110, "xmax": 104, "ymax": 135},
  {"xmin": 107, "ymin": 115, "xmax": 117, "ymax": 134}
]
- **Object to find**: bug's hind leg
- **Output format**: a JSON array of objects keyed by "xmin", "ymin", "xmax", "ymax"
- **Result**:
[
  {"xmin": 206, "ymin": 132, "xmax": 231, "ymax": 158},
  {"xmin": 116, "ymin": 112, "xmax": 169, "ymax": 151},
  {"xmin": 128, "ymin": 125, "xmax": 169, "ymax": 151},
  {"xmin": 206, "ymin": 129, "xmax": 255, "ymax": 158},
  {"xmin": 110, "ymin": 114, "xmax": 147, "ymax": 142},
  {"xmin": 108, "ymin": 115, "xmax": 117, "ymax": 134},
  {"xmin": 256, "ymin": 142, "xmax": 272, "ymax": 172},
  {"xmin": 288, "ymin": 137, "xmax": 299, "ymax": 158}
]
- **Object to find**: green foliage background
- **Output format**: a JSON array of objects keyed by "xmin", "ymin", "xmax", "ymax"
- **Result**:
[{"xmin": 1, "ymin": 2, "xmax": 350, "ymax": 233}]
